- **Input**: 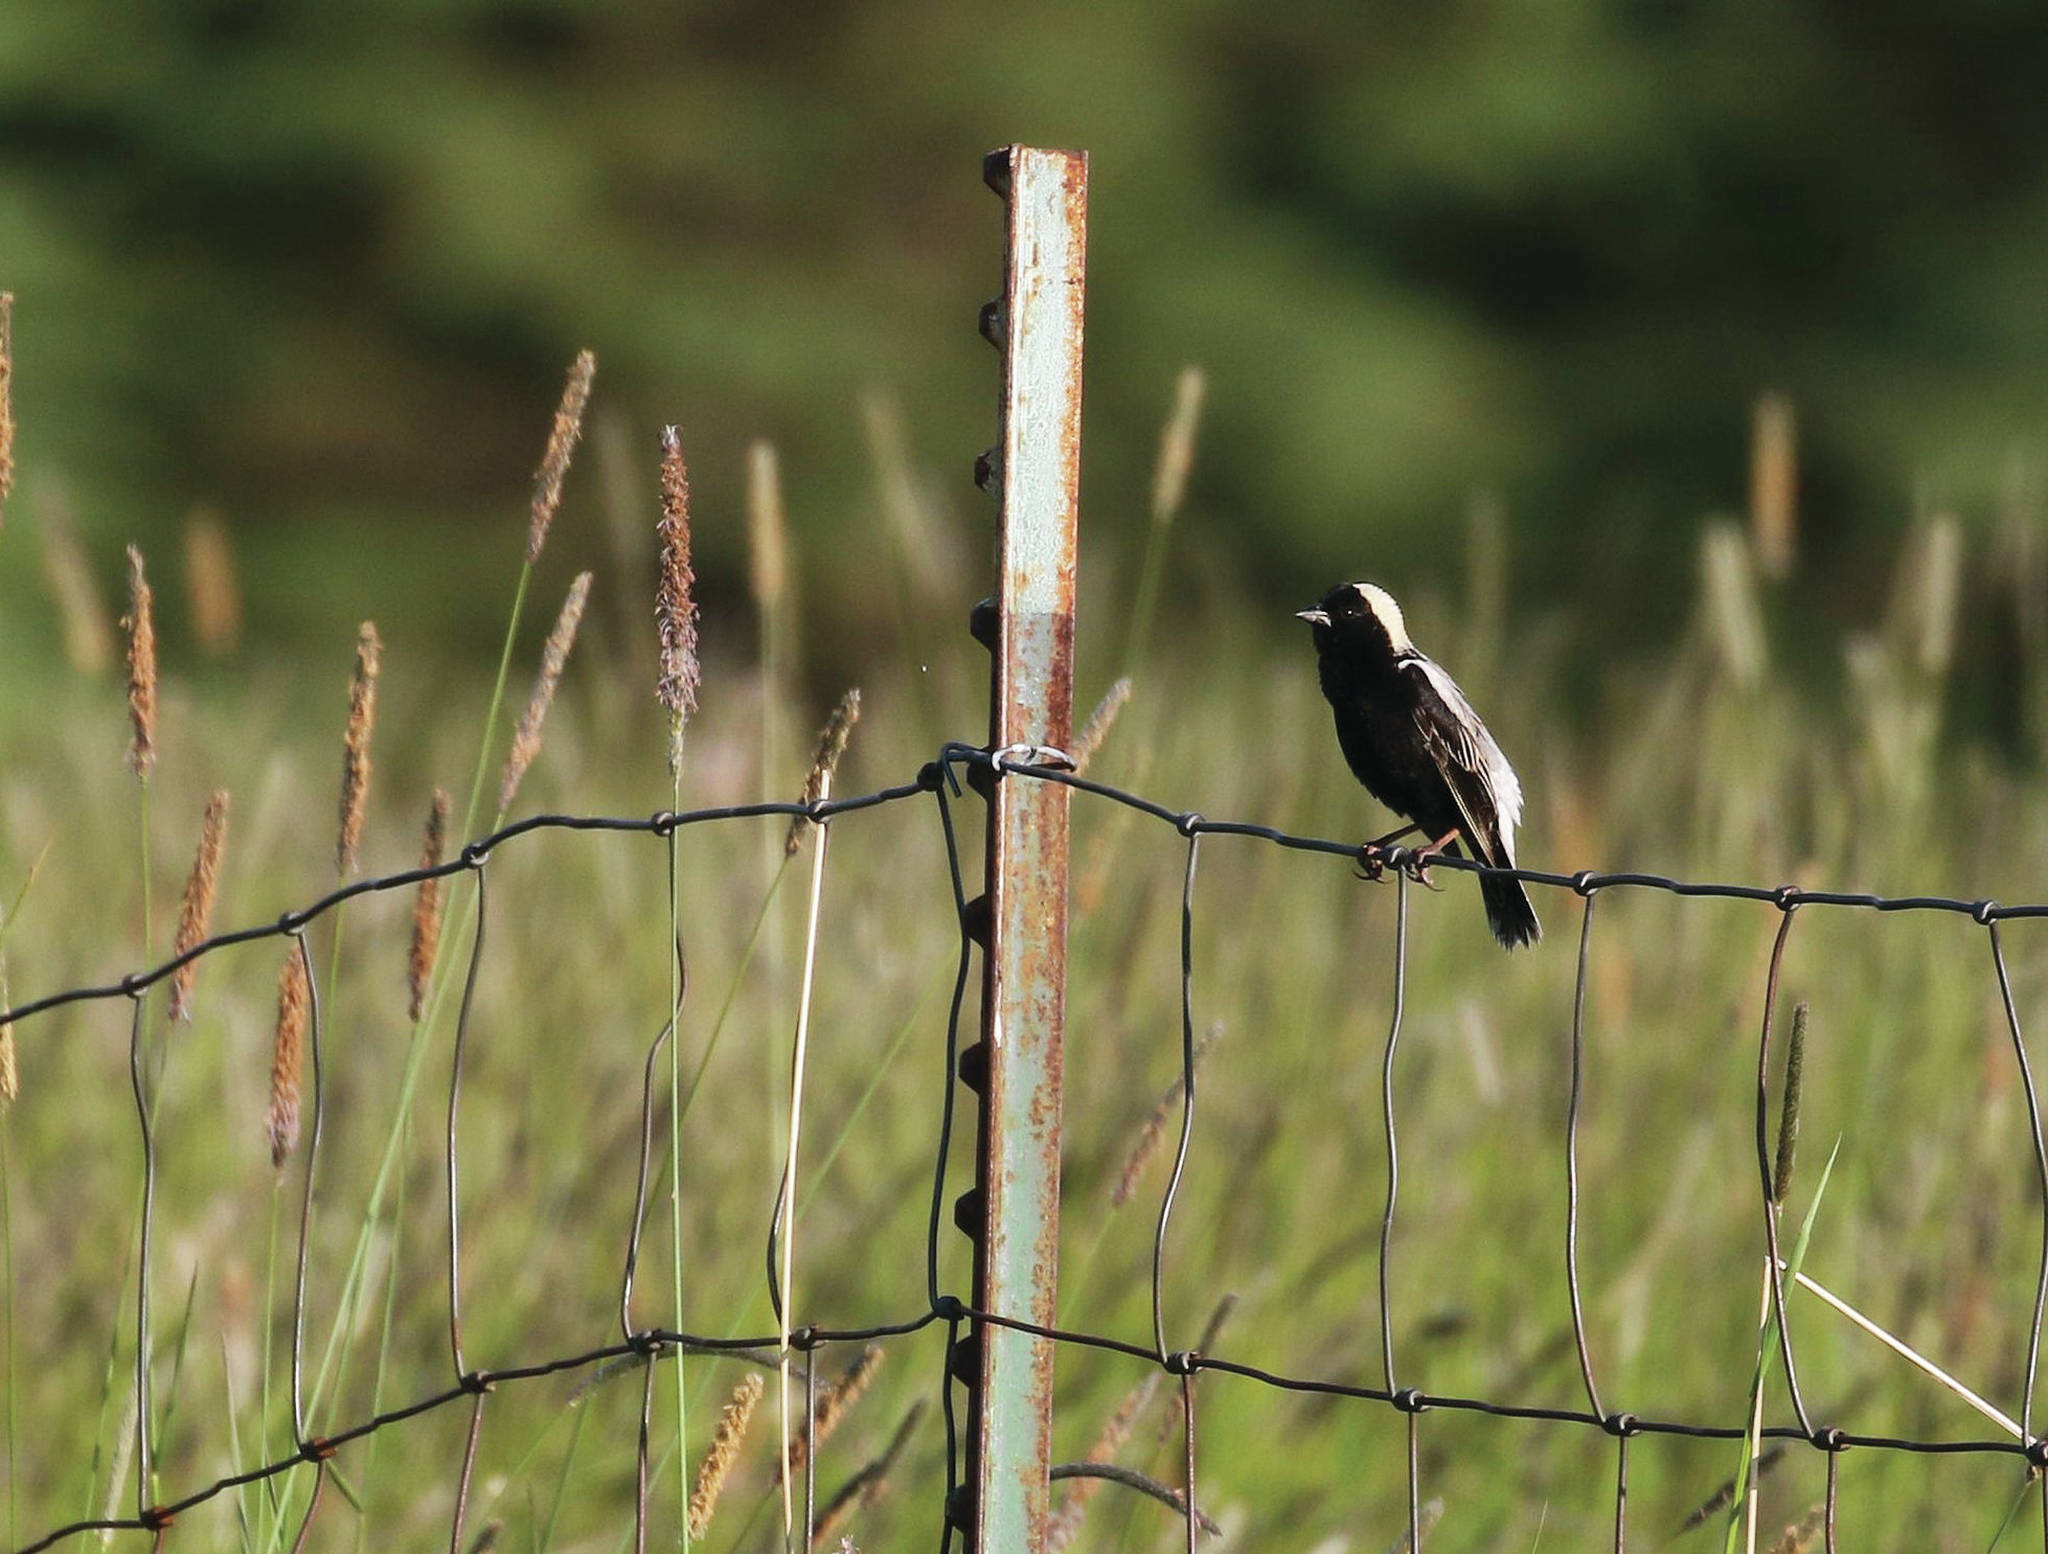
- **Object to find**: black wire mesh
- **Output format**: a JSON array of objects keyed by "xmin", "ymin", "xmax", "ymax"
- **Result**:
[{"xmin": 5, "ymin": 743, "xmax": 2048, "ymax": 1554}]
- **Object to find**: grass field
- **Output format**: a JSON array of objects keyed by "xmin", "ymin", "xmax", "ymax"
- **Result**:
[{"xmin": 3, "ymin": 399, "xmax": 2048, "ymax": 1554}]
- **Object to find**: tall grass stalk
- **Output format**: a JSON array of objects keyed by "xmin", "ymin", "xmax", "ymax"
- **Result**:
[
  {"xmin": 1, "ymin": 1112, "xmax": 14, "ymax": 1551},
  {"xmin": 1724, "ymin": 1140, "xmax": 1838, "ymax": 1554},
  {"xmin": 349, "ymin": 1113, "xmax": 411, "ymax": 1554},
  {"xmin": 667, "ymin": 809, "xmax": 690, "ymax": 1553},
  {"xmin": 750, "ymin": 440, "xmax": 792, "ymax": 1184},
  {"xmin": 1121, "ymin": 366, "xmax": 1205, "ymax": 679},
  {"xmin": 0, "ymin": 851, "xmax": 38, "ymax": 1553},
  {"xmin": 778, "ymin": 800, "xmax": 832, "ymax": 1549}
]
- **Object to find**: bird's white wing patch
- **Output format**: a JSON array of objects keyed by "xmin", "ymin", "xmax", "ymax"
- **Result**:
[{"xmin": 1406, "ymin": 657, "xmax": 1523, "ymax": 851}]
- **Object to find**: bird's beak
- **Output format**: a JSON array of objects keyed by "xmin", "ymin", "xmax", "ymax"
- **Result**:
[{"xmin": 1296, "ymin": 608, "xmax": 1330, "ymax": 627}]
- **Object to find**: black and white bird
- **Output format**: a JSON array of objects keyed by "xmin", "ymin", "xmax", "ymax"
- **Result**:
[{"xmin": 1298, "ymin": 582, "xmax": 1540, "ymax": 949}]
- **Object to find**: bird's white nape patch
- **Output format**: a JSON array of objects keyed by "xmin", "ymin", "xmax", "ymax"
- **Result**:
[{"xmin": 1350, "ymin": 582, "xmax": 1412, "ymax": 651}]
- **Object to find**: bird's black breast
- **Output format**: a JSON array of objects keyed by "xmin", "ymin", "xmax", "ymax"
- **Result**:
[{"xmin": 1318, "ymin": 654, "xmax": 1464, "ymax": 837}]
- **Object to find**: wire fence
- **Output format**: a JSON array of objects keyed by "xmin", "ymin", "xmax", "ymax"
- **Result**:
[{"xmin": 6, "ymin": 742, "xmax": 2048, "ymax": 1554}]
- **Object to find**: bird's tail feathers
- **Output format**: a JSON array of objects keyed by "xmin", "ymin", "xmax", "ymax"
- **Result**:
[{"xmin": 1481, "ymin": 871, "xmax": 1541, "ymax": 950}]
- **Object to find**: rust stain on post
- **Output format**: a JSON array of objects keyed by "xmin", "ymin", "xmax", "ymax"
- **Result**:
[{"xmin": 974, "ymin": 142, "xmax": 1086, "ymax": 1553}]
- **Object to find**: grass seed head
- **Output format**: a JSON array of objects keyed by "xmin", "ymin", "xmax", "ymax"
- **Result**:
[
  {"xmin": 123, "ymin": 545, "xmax": 157, "ymax": 778},
  {"xmin": 500, "ymin": 571, "xmax": 591, "ymax": 814},
  {"xmin": 1151, "ymin": 365, "xmax": 1207, "ymax": 527},
  {"xmin": 1764, "ymin": 1504, "xmax": 1825, "ymax": 1554},
  {"xmin": 748, "ymin": 439, "xmax": 789, "ymax": 614},
  {"xmin": 1111, "ymin": 1022, "xmax": 1223, "ymax": 1208},
  {"xmin": 336, "ymin": 621, "xmax": 382, "ymax": 875},
  {"xmin": 1773, "ymin": 999, "xmax": 1809, "ymax": 1205},
  {"xmin": 529, "ymin": 350, "xmax": 595, "ymax": 565},
  {"xmin": 686, "ymin": 1371, "xmax": 764, "ymax": 1540},
  {"xmin": 1045, "ymin": 1374, "xmax": 1158, "ymax": 1552},
  {"xmin": 183, "ymin": 508, "xmax": 243, "ymax": 657},
  {"xmin": 1913, "ymin": 514, "xmax": 1962, "ymax": 677},
  {"xmin": 1701, "ymin": 521, "xmax": 1766, "ymax": 690},
  {"xmin": 779, "ymin": 1344, "xmax": 883, "ymax": 1486},
  {"xmin": 810, "ymin": 1401, "xmax": 922, "ymax": 1551},
  {"xmin": 409, "ymin": 788, "xmax": 451, "ymax": 1022},
  {"xmin": 656, "ymin": 424, "xmax": 701, "ymax": 776},
  {"xmin": 36, "ymin": 486, "xmax": 113, "ymax": 674},
  {"xmin": 786, "ymin": 689, "xmax": 861, "ymax": 855},
  {"xmin": 1070, "ymin": 676, "xmax": 1132, "ymax": 775},
  {"xmin": 1750, "ymin": 391, "xmax": 1798, "ymax": 579},
  {"xmin": 267, "ymin": 947, "xmax": 309, "ymax": 1169},
  {"xmin": 167, "ymin": 789, "xmax": 230, "ymax": 1022}
]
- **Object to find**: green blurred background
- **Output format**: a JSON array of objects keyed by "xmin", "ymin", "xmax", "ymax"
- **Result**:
[{"xmin": 5, "ymin": 0, "xmax": 2048, "ymax": 683}]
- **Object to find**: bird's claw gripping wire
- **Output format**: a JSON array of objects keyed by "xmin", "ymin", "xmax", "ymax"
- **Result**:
[
  {"xmin": 1354, "ymin": 825, "xmax": 1420, "ymax": 882},
  {"xmin": 1404, "ymin": 829, "xmax": 1463, "ymax": 892}
]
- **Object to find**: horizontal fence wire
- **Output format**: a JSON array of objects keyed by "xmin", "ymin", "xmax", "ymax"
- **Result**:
[{"xmin": 6, "ymin": 743, "xmax": 2048, "ymax": 1554}]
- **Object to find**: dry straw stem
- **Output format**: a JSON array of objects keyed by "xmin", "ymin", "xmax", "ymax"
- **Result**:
[
  {"xmin": 1070, "ymin": 676, "xmax": 1132, "ymax": 776},
  {"xmin": 810, "ymin": 1402, "xmax": 922, "ymax": 1550},
  {"xmin": 409, "ymin": 788, "xmax": 451, "ymax": 1022},
  {"xmin": 1772, "ymin": 1000, "xmax": 1808, "ymax": 1205},
  {"xmin": 785, "ymin": 690, "xmax": 862, "ymax": 856},
  {"xmin": 1151, "ymin": 366, "xmax": 1207, "ymax": 525},
  {"xmin": 266, "ymin": 947, "xmax": 308, "ymax": 1169},
  {"xmin": 123, "ymin": 545, "xmax": 157, "ymax": 778},
  {"xmin": 1110, "ymin": 1022, "xmax": 1224, "ymax": 1208},
  {"xmin": 528, "ymin": 349, "xmax": 595, "ymax": 565},
  {"xmin": 777, "ymin": 1345, "xmax": 883, "ymax": 1486},
  {"xmin": 336, "ymin": 621, "xmax": 382, "ymax": 875},
  {"xmin": 499, "ymin": 571, "xmax": 592, "ymax": 814},
  {"xmin": 686, "ymin": 1371, "xmax": 764, "ymax": 1540},
  {"xmin": 0, "ymin": 291, "xmax": 13, "ymax": 531},
  {"xmin": 37, "ymin": 492, "xmax": 113, "ymax": 674},
  {"xmin": 1045, "ymin": 1374, "xmax": 1159, "ymax": 1552},
  {"xmin": 166, "ymin": 789, "xmax": 230, "ymax": 1022},
  {"xmin": 1750, "ymin": 391, "xmax": 1797, "ymax": 579},
  {"xmin": 748, "ymin": 439, "xmax": 789, "ymax": 613},
  {"xmin": 656, "ymin": 424, "xmax": 701, "ymax": 774},
  {"xmin": 183, "ymin": 508, "xmax": 242, "ymax": 657}
]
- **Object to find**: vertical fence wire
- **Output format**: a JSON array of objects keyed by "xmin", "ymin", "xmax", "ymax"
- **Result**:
[
  {"xmin": 445, "ymin": 860, "xmax": 489, "ymax": 1383},
  {"xmin": 1753, "ymin": 902, "xmax": 1814, "ymax": 1439},
  {"xmin": 1611, "ymin": 1430, "xmax": 1629, "ymax": 1554},
  {"xmin": 1151, "ymin": 830, "xmax": 1202, "ymax": 1365},
  {"xmin": 1989, "ymin": 920, "xmax": 2048, "ymax": 1448},
  {"xmin": 1378, "ymin": 869, "xmax": 1409, "ymax": 1398},
  {"xmin": 124, "ymin": 992, "xmax": 153, "ymax": 1520},
  {"xmin": 1566, "ymin": 889, "xmax": 1605, "ymax": 1422},
  {"xmin": 287, "ymin": 930, "xmax": 321, "ymax": 1451}
]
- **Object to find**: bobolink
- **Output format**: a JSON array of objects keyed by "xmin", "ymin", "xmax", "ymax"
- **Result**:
[{"xmin": 1299, "ymin": 582, "xmax": 1540, "ymax": 949}]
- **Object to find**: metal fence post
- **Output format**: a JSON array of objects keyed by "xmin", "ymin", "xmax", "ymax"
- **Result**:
[{"xmin": 963, "ymin": 142, "xmax": 1087, "ymax": 1553}]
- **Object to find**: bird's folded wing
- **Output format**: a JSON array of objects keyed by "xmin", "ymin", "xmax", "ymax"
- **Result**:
[{"xmin": 1402, "ymin": 657, "xmax": 1523, "ymax": 864}]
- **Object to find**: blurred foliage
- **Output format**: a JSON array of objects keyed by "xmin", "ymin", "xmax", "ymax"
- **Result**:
[{"xmin": 2, "ymin": 0, "xmax": 2048, "ymax": 668}]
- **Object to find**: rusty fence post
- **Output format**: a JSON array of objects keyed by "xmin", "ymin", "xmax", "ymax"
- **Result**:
[{"xmin": 957, "ymin": 143, "xmax": 1087, "ymax": 1553}]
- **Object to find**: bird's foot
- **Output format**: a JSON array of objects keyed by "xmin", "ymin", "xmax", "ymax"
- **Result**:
[
  {"xmin": 1404, "ymin": 829, "xmax": 1463, "ymax": 891},
  {"xmin": 1353, "ymin": 825, "xmax": 1419, "ymax": 882}
]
